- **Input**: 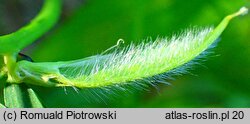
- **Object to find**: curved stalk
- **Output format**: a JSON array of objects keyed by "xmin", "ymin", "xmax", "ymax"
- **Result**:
[{"xmin": 0, "ymin": 0, "xmax": 62, "ymax": 55}]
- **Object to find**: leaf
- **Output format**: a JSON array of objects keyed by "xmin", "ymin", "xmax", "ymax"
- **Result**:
[
  {"xmin": 14, "ymin": 7, "xmax": 248, "ymax": 89},
  {"xmin": 27, "ymin": 88, "xmax": 44, "ymax": 108},
  {"xmin": 0, "ymin": 103, "xmax": 6, "ymax": 108},
  {"xmin": 4, "ymin": 83, "xmax": 43, "ymax": 108},
  {"xmin": 4, "ymin": 84, "xmax": 27, "ymax": 108}
]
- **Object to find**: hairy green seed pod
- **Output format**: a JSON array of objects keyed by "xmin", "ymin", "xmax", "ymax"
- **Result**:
[{"xmin": 11, "ymin": 7, "xmax": 249, "ymax": 89}]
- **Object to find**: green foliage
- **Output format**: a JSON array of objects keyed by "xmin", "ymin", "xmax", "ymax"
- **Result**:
[
  {"xmin": 0, "ymin": 0, "xmax": 61, "ymax": 108},
  {"xmin": 0, "ymin": 103, "xmax": 6, "ymax": 108},
  {"xmin": 0, "ymin": 0, "xmax": 249, "ymax": 108},
  {"xmin": 4, "ymin": 84, "xmax": 43, "ymax": 108}
]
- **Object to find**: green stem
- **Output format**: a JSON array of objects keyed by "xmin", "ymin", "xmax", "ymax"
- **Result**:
[
  {"xmin": 0, "ymin": 0, "xmax": 62, "ymax": 108},
  {"xmin": 0, "ymin": 0, "xmax": 62, "ymax": 55},
  {"xmin": 3, "ymin": 54, "xmax": 20, "ymax": 83}
]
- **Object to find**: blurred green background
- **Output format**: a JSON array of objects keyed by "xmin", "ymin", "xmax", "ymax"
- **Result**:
[{"xmin": 0, "ymin": 0, "xmax": 249, "ymax": 107}]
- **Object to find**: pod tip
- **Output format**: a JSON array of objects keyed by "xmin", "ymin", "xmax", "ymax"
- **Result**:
[{"xmin": 238, "ymin": 6, "xmax": 248, "ymax": 16}]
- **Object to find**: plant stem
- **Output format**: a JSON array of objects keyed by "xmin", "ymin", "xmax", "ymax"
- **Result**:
[
  {"xmin": 3, "ymin": 54, "xmax": 20, "ymax": 83},
  {"xmin": 0, "ymin": 0, "xmax": 62, "ymax": 108},
  {"xmin": 0, "ymin": 0, "xmax": 62, "ymax": 55}
]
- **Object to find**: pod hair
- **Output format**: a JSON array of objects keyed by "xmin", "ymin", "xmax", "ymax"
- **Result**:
[{"xmin": 14, "ymin": 7, "xmax": 248, "ymax": 90}]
